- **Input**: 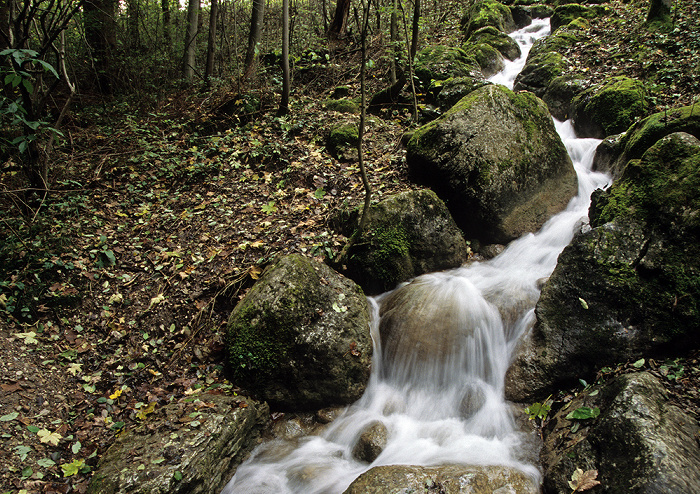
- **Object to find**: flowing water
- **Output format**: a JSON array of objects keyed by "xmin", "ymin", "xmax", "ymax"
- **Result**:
[{"xmin": 222, "ymin": 19, "xmax": 611, "ymax": 494}]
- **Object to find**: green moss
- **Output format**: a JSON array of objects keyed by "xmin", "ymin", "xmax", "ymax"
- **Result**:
[
  {"xmin": 461, "ymin": 0, "xmax": 515, "ymax": 37},
  {"xmin": 361, "ymin": 224, "xmax": 411, "ymax": 287},
  {"xmin": 466, "ymin": 26, "xmax": 521, "ymax": 60},
  {"xmin": 324, "ymin": 98, "xmax": 360, "ymax": 114},
  {"xmin": 414, "ymin": 45, "xmax": 480, "ymax": 88},
  {"xmin": 581, "ymin": 76, "xmax": 648, "ymax": 136},
  {"xmin": 329, "ymin": 123, "xmax": 359, "ymax": 146}
]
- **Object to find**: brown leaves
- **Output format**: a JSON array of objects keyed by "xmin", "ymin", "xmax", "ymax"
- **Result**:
[{"xmin": 569, "ymin": 468, "xmax": 601, "ymax": 492}]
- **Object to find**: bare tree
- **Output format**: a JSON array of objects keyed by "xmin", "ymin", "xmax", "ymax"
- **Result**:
[
  {"xmin": 161, "ymin": 0, "xmax": 172, "ymax": 50},
  {"xmin": 205, "ymin": 0, "xmax": 219, "ymax": 82},
  {"xmin": 328, "ymin": 0, "xmax": 350, "ymax": 40},
  {"xmin": 242, "ymin": 0, "xmax": 265, "ymax": 80},
  {"xmin": 183, "ymin": 0, "xmax": 200, "ymax": 81},
  {"xmin": 278, "ymin": 0, "xmax": 290, "ymax": 115}
]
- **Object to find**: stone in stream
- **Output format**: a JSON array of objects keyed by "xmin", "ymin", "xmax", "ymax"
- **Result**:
[{"xmin": 351, "ymin": 421, "xmax": 388, "ymax": 463}]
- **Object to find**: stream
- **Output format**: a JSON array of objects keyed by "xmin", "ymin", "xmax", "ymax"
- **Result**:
[{"xmin": 221, "ymin": 18, "xmax": 611, "ymax": 494}]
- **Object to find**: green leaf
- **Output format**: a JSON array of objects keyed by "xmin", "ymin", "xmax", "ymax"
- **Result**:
[
  {"xmin": 525, "ymin": 400, "xmax": 551, "ymax": 421},
  {"xmin": 71, "ymin": 441, "xmax": 81, "ymax": 454},
  {"xmin": 14, "ymin": 445, "xmax": 32, "ymax": 461},
  {"xmin": 61, "ymin": 459, "xmax": 84, "ymax": 477},
  {"xmin": 27, "ymin": 425, "xmax": 40, "ymax": 433},
  {"xmin": 632, "ymin": 358, "xmax": 645, "ymax": 368},
  {"xmin": 37, "ymin": 458, "xmax": 56, "ymax": 468},
  {"xmin": 21, "ymin": 466, "xmax": 33, "ymax": 478},
  {"xmin": 37, "ymin": 59, "xmax": 59, "ymax": 78},
  {"xmin": 173, "ymin": 470, "xmax": 183, "ymax": 481},
  {"xmin": 261, "ymin": 201, "xmax": 277, "ymax": 214},
  {"xmin": 578, "ymin": 297, "xmax": 589, "ymax": 309},
  {"xmin": 0, "ymin": 411, "xmax": 19, "ymax": 422},
  {"xmin": 565, "ymin": 406, "xmax": 601, "ymax": 420}
]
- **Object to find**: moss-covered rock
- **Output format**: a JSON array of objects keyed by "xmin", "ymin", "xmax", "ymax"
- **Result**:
[
  {"xmin": 506, "ymin": 132, "xmax": 700, "ymax": 401},
  {"xmin": 324, "ymin": 98, "xmax": 360, "ymax": 114},
  {"xmin": 551, "ymin": 3, "xmax": 605, "ymax": 32},
  {"xmin": 343, "ymin": 464, "xmax": 538, "ymax": 494},
  {"xmin": 225, "ymin": 254, "xmax": 372, "ymax": 409},
  {"xmin": 407, "ymin": 84, "xmax": 576, "ymax": 244},
  {"xmin": 326, "ymin": 122, "xmax": 359, "ymax": 161},
  {"xmin": 433, "ymin": 76, "xmax": 490, "ymax": 111},
  {"xmin": 335, "ymin": 189, "xmax": 469, "ymax": 294},
  {"xmin": 645, "ymin": 0, "xmax": 674, "ymax": 32},
  {"xmin": 87, "ymin": 394, "xmax": 269, "ymax": 494},
  {"xmin": 540, "ymin": 372, "xmax": 700, "ymax": 493},
  {"xmin": 414, "ymin": 45, "xmax": 482, "ymax": 90},
  {"xmin": 466, "ymin": 26, "xmax": 522, "ymax": 61},
  {"xmin": 541, "ymin": 73, "xmax": 588, "ymax": 120},
  {"xmin": 461, "ymin": 0, "xmax": 517, "ymax": 38},
  {"xmin": 510, "ymin": 4, "xmax": 554, "ymax": 28},
  {"xmin": 462, "ymin": 42, "xmax": 506, "ymax": 77},
  {"xmin": 571, "ymin": 76, "xmax": 648, "ymax": 139}
]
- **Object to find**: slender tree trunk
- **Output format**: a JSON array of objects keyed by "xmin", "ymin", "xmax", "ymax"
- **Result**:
[
  {"xmin": 242, "ymin": 0, "xmax": 265, "ymax": 79},
  {"xmin": 278, "ymin": 0, "xmax": 290, "ymax": 115},
  {"xmin": 389, "ymin": 0, "xmax": 398, "ymax": 84},
  {"xmin": 84, "ymin": 0, "xmax": 117, "ymax": 94},
  {"xmin": 161, "ymin": 0, "xmax": 171, "ymax": 52},
  {"xmin": 0, "ymin": 0, "xmax": 12, "ymax": 50},
  {"xmin": 357, "ymin": 0, "xmax": 372, "ymax": 233},
  {"xmin": 205, "ymin": 0, "xmax": 218, "ymax": 82},
  {"xmin": 127, "ymin": 0, "xmax": 141, "ymax": 50},
  {"xmin": 410, "ymin": 0, "xmax": 419, "ymax": 58},
  {"xmin": 183, "ymin": 0, "xmax": 200, "ymax": 81},
  {"xmin": 328, "ymin": 0, "xmax": 350, "ymax": 39}
]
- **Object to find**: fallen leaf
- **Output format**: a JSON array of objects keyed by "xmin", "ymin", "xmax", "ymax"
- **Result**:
[
  {"xmin": 569, "ymin": 468, "xmax": 601, "ymax": 492},
  {"xmin": 37, "ymin": 428, "xmax": 62, "ymax": 446}
]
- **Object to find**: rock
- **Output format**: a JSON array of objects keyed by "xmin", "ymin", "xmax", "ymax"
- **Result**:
[
  {"xmin": 506, "ymin": 132, "xmax": 700, "ymax": 401},
  {"xmin": 433, "ymin": 76, "xmax": 489, "ymax": 112},
  {"xmin": 225, "ymin": 254, "xmax": 372, "ymax": 409},
  {"xmin": 463, "ymin": 42, "xmax": 506, "ymax": 77},
  {"xmin": 510, "ymin": 4, "xmax": 554, "ymax": 28},
  {"xmin": 335, "ymin": 189, "xmax": 469, "ymax": 295},
  {"xmin": 324, "ymin": 98, "xmax": 359, "ymax": 114},
  {"xmin": 461, "ymin": 0, "xmax": 517, "ymax": 38},
  {"xmin": 541, "ymin": 73, "xmax": 588, "ymax": 121},
  {"xmin": 414, "ymin": 45, "xmax": 482, "ymax": 91},
  {"xmin": 571, "ymin": 76, "xmax": 648, "ymax": 139},
  {"xmin": 645, "ymin": 0, "xmax": 674, "ymax": 32},
  {"xmin": 608, "ymin": 104, "xmax": 700, "ymax": 176},
  {"xmin": 466, "ymin": 26, "xmax": 522, "ymax": 61},
  {"xmin": 514, "ymin": 23, "xmax": 585, "ymax": 97},
  {"xmin": 343, "ymin": 464, "xmax": 538, "ymax": 493},
  {"xmin": 407, "ymin": 84, "xmax": 576, "ymax": 245},
  {"xmin": 87, "ymin": 394, "xmax": 269, "ymax": 494},
  {"xmin": 591, "ymin": 132, "xmax": 625, "ymax": 178},
  {"xmin": 326, "ymin": 122, "xmax": 359, "ymax": 161},
  {"xmin": 351, "ymin": 421, "xmax": 388, "ymax": 463},
  {"xmin": 541, "ymin": 372, "xmax": 700, "ymax": 493},
  {"xmin": 550, "ymin": 3, "xmax": 603, "ymax": 32}
]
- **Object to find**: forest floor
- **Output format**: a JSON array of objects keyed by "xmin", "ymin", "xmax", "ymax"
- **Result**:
[{"xmin": 1, "ymin": 1, "xmax": 700, "ymax": 492}]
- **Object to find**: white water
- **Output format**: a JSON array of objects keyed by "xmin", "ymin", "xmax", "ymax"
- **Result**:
[{"xmin": 222, "ymin": 19, "xmax": 610, "ymax": 494}]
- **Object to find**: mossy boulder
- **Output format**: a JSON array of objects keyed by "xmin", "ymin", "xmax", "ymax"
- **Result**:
[
  {"xmin": 87, "ymin": 394, "xmax": 269, "ymax": 494},
  {"xmin": 608, "ymin": 104, "xmax": 700, "ymax": 177},
  {"xmin": 466, "ymin": 26, "xmax": 522, "ymax": 61},
  {"xmin": 326, "ymin": 122, "xmax": 359, "ymax": 161},
  {"xmin": 225, "ymin": 254, "xmax": 372, "ymax": 410},
  {"xmin": 324, "ymin": 98, "xmax": 360, "ymax": 114},
  {"xmin": 433, "ymin": 76, "xmax": 490, "ymax": 111},
  {"xmin": 336, "ymin": 189, "xmax": 469, "ymax": 295},
  {"xmin": 540, "ymin": 372, "xmax": 700, "ymax": 493},
  {"xmin": 462, "ymin": 42, "xmax": 506, "ymax": 77},
  {"xmin": 541, "ymin": 73, "xmax": 588, "ymax": 121},
  {"xmin": 506, "ymin": 132, "xmax": 700, "ymax": 401},
  {"xmin": 406, "ymin": 84, "xmax": 576, "ymax": 245},
  {"xmin": 513, "ymin": 25, "xmax": 585, "ymax": 96},
  {"xmin": 571, "ymin": 76, "xmax": 648, "ymax": 139},
  {"xmin": 645, "ymin": 0, "xmax": 674, "ymax": 32},
  {"xmin": 510, "ymin": 4, "xmax": 554, "ymax": 28},
  {"xmin": 461, "ymin": 0, "xmax": 517, "ymax": 38},
  {"xmin": 343, "ymin": 465, "xmax": 538, "ymax": 494},
  {"xmin": 414, "ymin": 45, "xmax": 482, "ymax": 90},
  {"xmin": 550, "ymin": 3, "xmax": 604, "ymax": 32}
]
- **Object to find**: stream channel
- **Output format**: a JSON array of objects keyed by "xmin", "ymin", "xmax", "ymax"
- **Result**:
[{"xmin": 222, "ymin": 18, "xmax": 611, "ymax": 493}]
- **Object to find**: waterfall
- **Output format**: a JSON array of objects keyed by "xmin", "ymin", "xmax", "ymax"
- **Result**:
[{"xmin": 222, "ymin": 19, "xmax": 611, "ymax": 494}]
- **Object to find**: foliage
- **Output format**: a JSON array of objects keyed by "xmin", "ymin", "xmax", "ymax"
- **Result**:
[
  {"xmin": 569, "ymin": 468, "xmax": 601, "ymax": 492},
  {"xmin": 525, "ymin": 394, "xmax": 553, "ymax": 425}
]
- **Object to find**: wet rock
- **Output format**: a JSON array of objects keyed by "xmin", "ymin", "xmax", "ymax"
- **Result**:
[
  {"xmin": 571, "ymin": 76, "xmax": 648, "ymax": 139},
  {"xmin": 225, "ymin": 254, "xmax": 372, "ymax": 410},
  {"xmin": 591, "ymin": 132, "xmax": 625, "ymax": 178},
  {"xmin": 461, "ymin": 0, "xmax": 517, "ymax": 38},
  {"xmin": 507, "ymin": 132, "xmax": 700, "ymax": 401},
  {"xmin": 335, "ymin": 189, "xmax": 469, "ymax": 295},
  {"xmin": 541, "ymin": 372, "xmax": 700, "ymax": 493},
  {"xmin": 87, "ymin": 394, "xmax": 269, "ymax": 494},
  {"xmin": 463, "ymin": 42, "xmax": 506, "ymax": 77},
  {"xmin": 407, "ymin": 84, "xmax": 576, "ymax": 245},
  {"xmin": 351, "ymin": 421, "xmax": 388, "ymax": 463},
  {"xmin": 414, "ymin": 45, "xmax": 483, "ymax": 91},
  {"xmin": 343, "ymin": 464, "xmax": 538, "ymax": 493},
  {"xmin": 541, "ymin": 73, "xmax": 588, "ymax": 121},
  {"xmin": 466, "ymin": 26, "xmax": 522, "ymax": 61}
]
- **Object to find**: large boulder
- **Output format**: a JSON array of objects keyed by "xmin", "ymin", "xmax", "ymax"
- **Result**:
[
  {"xmin": 506, "ymin": 132, "xmax": 700, "ymax": 401},
  {"xmin": 463, "ymin": 42, "xmax": 506, "ymax": 77},
  {"xmin": 466, "ymin": 26, "xmax": 522, "ymax": 61},
  {"xmin": 513, "ymin": 23, "xmax": 585, "ymax": 97},
  {"xmin": 225, "ymin": 254, "xmax": 372, "ymax": 409},
  {"xmin": 343, "ymin": 464, "xmax": 538, "ymax": 493},
  {"xmin": 541, "ymin": 372, "xmax": 700, "ymax": 493},
  {"xmin": 88, "ymin": 394, "xmax": 269, "ymax": 494},
  {"xmin": 432, "ymin": 76, "xmax": 490, "ymax": 111},
  {"xmin": 571, "ymin": 76, "xmax": 648, "ymax": 139},
  {"xmin": 406, "ymin": 84, "xmax": 577, "ymax": 245},
  {"xmin": 550, "ymin": 3, "xmax": 604, "ymax": 32},
  {"xmin": 336, "ymin": 189, "xmax": 469, "ymax": 295},
  {"xmin": 414, "ymin": 45, "xmax": 482, "ymax": 90},
  {"xmin": 541, "ymin": 73, "xmax": 588, "ymax": 121},
  {"xmin": 461, "ymin": 0, "xmax": 517, "ymax": 38}
]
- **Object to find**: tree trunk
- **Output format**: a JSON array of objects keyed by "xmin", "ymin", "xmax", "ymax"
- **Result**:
[
  {"xmin": 389, "ymin": 0, "xmax": 398, "ymax": 84},
  {"xmin": 183, "ymin": 0, "xmax": 200, "ymax": 81},
  {"xmin": 126, "ymin": 0, "xmax": 141, "ymax": 50},
  {"xmin": 242, "ymin": 0, "xmax": 265, "ymax": 80},
  {"xmin": 0, "ymin": 0, "xmax": 12, "ymax": 50},
  {"xmin": 84, "ymin": 0, "xmax": 117, "ymax": 93},
  {"xmin": 205, "ymin": 0, "xmax": 218, "ymax": 82},
  {"xmin": 161, "ymin": 0, "xmax": 171, "ymax": 52},
  {"xmin": 410, "ymin": 0, "xmax": 419, "ymax": 58},
  {"xmin": 278, "ymin": 0, "xmax": 290, "ymax": 115},
  {"xmin": 328, "ymin": 0, "xmax": 350, "ymax": 39},
  {"xmin": 646, "ymin": 0, "xmax": 673, "ymax": 29}
]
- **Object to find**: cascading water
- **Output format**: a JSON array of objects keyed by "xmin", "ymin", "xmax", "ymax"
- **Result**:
[{"xmin": 222, "ymin": 19, "xmax": 611, "ymax": 494}]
